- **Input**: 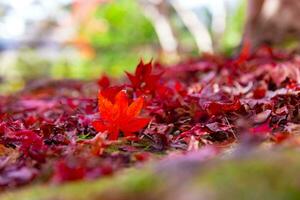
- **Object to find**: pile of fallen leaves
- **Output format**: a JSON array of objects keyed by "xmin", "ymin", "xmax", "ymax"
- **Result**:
[{"xmin": 0, "ymin": 45, "xmax": 300, "ymax": 189}]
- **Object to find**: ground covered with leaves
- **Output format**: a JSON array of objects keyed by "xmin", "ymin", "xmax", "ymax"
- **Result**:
[{"xmin": 1, "ymin": 45, "xmax": 300, "ymax": 199}]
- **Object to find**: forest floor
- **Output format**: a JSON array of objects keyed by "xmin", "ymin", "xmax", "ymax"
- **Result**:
[{"xmin": 1, "ymin": 46, "xmax": 300, "ymax": 199}]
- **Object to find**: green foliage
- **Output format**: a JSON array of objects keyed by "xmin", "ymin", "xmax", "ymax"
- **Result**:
[
  {"xmin": 88, "ymin": 0, "xmax": 158, "ymax": 76},
  {"xmin": 221, "ymin": 0, "xmax": 246, "ymax": 54},
  {"xmin": 92, "ymin": 0, "xmax": 157, "ymax": 48},
  {"xmin": 16, "ymin": 50, "xmax": 52, "ymax": 81},
  {"xmin": 3, "ymin": 0, "xmax": 247, "ymax": 88}
]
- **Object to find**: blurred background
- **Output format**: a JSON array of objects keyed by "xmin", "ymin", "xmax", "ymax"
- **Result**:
[{"xmin": 0, "ymin": 0, "xmax": 246, "ymax": 93}]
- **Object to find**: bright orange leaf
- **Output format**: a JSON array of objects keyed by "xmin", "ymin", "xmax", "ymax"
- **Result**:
[{"xmin": 92, "ymin": 90, "xmax": 150, "ymax": 140}]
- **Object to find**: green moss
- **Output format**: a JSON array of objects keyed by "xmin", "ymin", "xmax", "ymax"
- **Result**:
[
  {"xmin": 0, "ymin": 169, "xmax": 159, "ymax": 200},
  {"xmin": 195, "ymin": 150, "xmax": 300, "ymax": 200},
  {"xmin": 3, "ymin": 150, "xmax": 300, "ymax": 200}
]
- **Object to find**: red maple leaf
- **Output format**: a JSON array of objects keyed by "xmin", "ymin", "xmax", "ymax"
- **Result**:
[
  {"xmin": 92, "ymin": 90, "xmax": 150, "ymax": 140},
  {"xmin": 14, "ymin": 130, "xmax": 47, "ymax": 162},
  {"xmin": 126, "ymin": 60, "xmax": 162, "ymax": 95},
  {"xmin": 97, "ymin": 75, "xmax": 110, "ymax": 89},
  {"xmin": 206, "ymin": 98, "xmax": 241, "ymax": 116},
  {"xmin": 100, "ymin": 86, "xmax": 124, "ymax": 102},
  {"xmin": 235, "ymin": 39, "xmax": 251, "ymax": 65},
  {"xmin": 250, "ymin": 122, "xmax": 271, "ymax": 136},
  {"xmin": 52, "ymin": 159, "xmax": 87, "ymax": 183}
]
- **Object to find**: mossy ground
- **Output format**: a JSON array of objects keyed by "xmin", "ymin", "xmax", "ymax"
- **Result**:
[{"xmin": 2, "ymin": 148, "xmax": 300, "ymax": 200}]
